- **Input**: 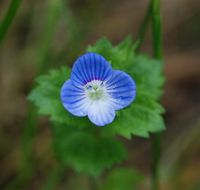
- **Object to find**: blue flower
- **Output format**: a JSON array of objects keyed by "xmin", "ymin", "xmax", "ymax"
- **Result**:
[{"xmin": 61, "ymin": 52, "xmax": 136, "ymax": 126}]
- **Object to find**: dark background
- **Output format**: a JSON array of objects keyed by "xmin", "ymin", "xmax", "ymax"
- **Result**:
[{"xmin": 0, "ymin": 0, "xmax": 200, "ymax": 189}]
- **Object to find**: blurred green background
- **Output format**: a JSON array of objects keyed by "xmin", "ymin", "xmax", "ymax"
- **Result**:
[{"xmin": 0, "ymin": 0, "xmax": 200, "ymax": 189}]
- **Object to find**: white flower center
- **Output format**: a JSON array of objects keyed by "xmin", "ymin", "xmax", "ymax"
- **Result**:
[{"xmin": 84, "ymin": 80, "xmax": 108, "ymax": 101}]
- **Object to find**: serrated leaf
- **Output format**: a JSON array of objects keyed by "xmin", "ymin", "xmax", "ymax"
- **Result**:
[
  {"xmin": 53, "ymin": 125, "xmax": 127, "ymax": 176},
  {"xmin": 28, "ymin": 67, "xmax": 92, "ymax": 128},
  {"xmin": 88, "ymin": 38, "xmax": 165, "ymax": 138},
  {"xmin": 29, "ymin": 37, "xmax": 165, "ymax": 139},
  {"xmin": 87, "ymin": 36, "xmax": 136, "ymax": 70},
  {"xmin": 100, "ymin": 168, "xmax": 144, "ymax": 190},
  {"xmin": 88, "ymin": 38, "xmax": 164, "ymax": 99},
  {"xmin": 108, "ymin": 90, "xmax": 165, "ymax": 138},
  {"xmin": 128, "ymin": 54, "xmax": 165, "ymax": 99}
]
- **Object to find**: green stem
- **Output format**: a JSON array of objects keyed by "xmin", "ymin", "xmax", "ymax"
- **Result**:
[
  {"xmin": 36, "ymin": 0, "xmax": 63, "ymax": 73},
  {"xmin": 150, "ymin": 0, "xmax": 163, "ymax": 60},
  {"xmin": 0, "ymin": 0, "xmax": 22, "ymax": 44},
  {"xmin": 5, "ymin": 1, "xmax": 64, "ymax": 189},
  {"xmin": 136, "ymin": 2, "xmax": 151, "ymax": 51},
  {"xmin": 150, "ymin": 0, "xmax": 163, "ymax": 189},
  {"xmin": 151, "ymin": 133, "xmax": 161, "ymax": 190}
]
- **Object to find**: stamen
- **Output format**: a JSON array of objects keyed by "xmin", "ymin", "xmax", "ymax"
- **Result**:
[{"xmin": 84, "ymin": 80, "xmax": 107, "ymax": 101}]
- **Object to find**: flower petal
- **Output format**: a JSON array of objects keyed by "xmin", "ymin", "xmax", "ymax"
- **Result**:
[
  {"xmin": 60, "ymin": 80, "xmax": 88, "ymax": 116},
  {"xmin": 87, "ymin": 100, "xmax": 115, "ymax": 126},
  {"xmin": 106, "ymin": 70, "xmax": 136, "ymax": 110},
  {"xmin": 71, "ymin": 53, "xmax": 112, "ymax": 86}
]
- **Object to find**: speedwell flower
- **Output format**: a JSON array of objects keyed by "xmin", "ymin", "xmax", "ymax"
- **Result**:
[{"xmin": 61, "ymin": 52, "xmax": 136, "ymax": 126}]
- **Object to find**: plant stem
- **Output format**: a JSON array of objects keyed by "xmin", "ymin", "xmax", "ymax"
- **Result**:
[
  {"xmin": 151, "ymin": 133, "xmax": 161, "ymax": 190},
  {"xmin": 136, "ymin": 2, "xmax": 151, "ymax": 51},
  {"xmin": 0, "ymin": 0, "xmax": 22, "ymax": 44},
  {"xmin": 150, "ymin": 0, "xmax": 163, "ymax": 60},
  {"xmin": 150, "ymin": 0, "xmax": 163, "ymax": 189}
]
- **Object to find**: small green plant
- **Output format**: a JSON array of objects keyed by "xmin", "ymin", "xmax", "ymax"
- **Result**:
[
  {"xmin": 29, "ymin": 35, "xmax": 165, "ymax": 186},
  {"xmin": 0, "ymin": 0, "xmax": 165, "ymax": 188}
]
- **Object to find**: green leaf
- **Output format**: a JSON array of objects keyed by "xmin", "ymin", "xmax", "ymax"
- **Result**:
[
  {"xmin": 100, "ymin": 168, "xmax": 144, "ymax": 190},
  {"xmin": 128, "ymin": 54, "xmax": 165, "ymax": 99},
  {"xmin": 100, "ymin": 89, "xmax": 165, "ymax": 138},
  {"xmin": 28, "ymin": 67, "xmax": 92, "ymax": 128},
  {"xmin": 53, "ymin": 124, "xmax": 127, "ymax": 176},
  {"xmin": 87, "ymin": 38, "xmax": 164, "ymax": 99},
  {"xmin": 88, "ymin": 38, "xmax": 165, "ymax": 138},
  {"xmin": 87, "ymin": 36, "xmax": 136, "ymax": 70},
  {"xmin": 29, "ymin": 37, "xmax": 165, "ymax": 139}
]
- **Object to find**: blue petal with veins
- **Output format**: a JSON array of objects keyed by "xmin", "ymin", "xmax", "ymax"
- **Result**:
[{"xmin": 61, "ymin": 52, "xmax": 136, "ymax": 126}]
